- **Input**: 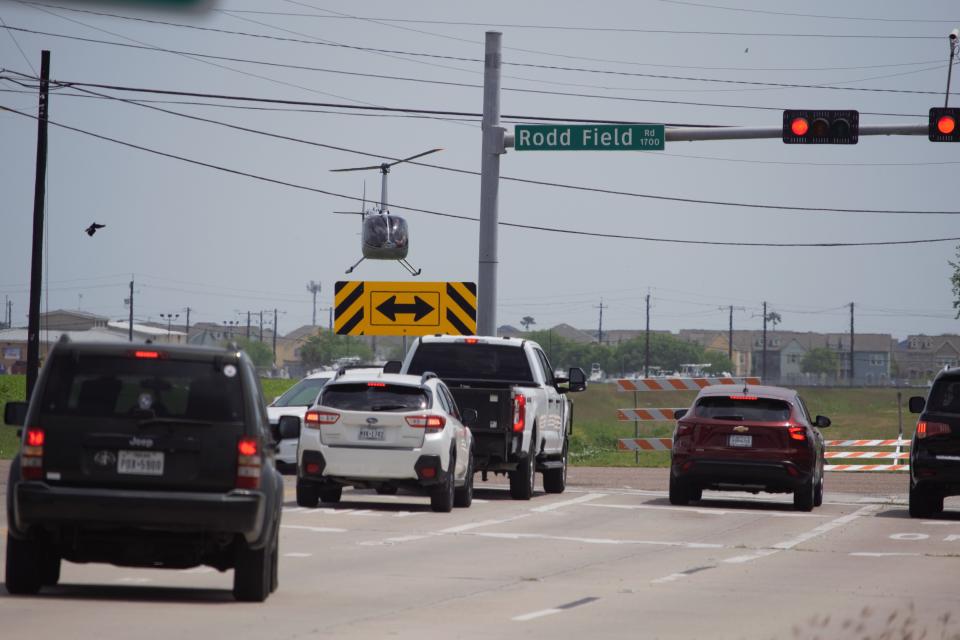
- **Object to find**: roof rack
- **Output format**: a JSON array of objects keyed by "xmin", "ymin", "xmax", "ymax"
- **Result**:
[{"xmin": 420, "ymin": 371, "xmax": 437, "ymax": 385}]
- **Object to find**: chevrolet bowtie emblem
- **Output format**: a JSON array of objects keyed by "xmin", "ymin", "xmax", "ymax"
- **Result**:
[{"xmin": 733, "ymin": 426, "xmax": 749, "ymax": 433}]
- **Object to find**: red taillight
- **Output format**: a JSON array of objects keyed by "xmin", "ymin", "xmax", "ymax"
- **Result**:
[
  {"xmin": 464, "ymin": 338, "xmax": 479, "ymax": 345},
  {"xmin": 134, "ymin": 350, "xmax": 160, "ymax": 359},
  {"xmin": 788, "ymin": 426, "xmax": 807, "ymax": 442},
  {"xmin": 512, "ymin": 394, "xmax": 527, "ymax": 433},
  {"xmin": 676, "ymin": 423, "xmax": 693, "ymax": 436},
  {"xmin": 729, "ymin": 395, "xmax": 757, "ymax": 401},
  {"xmin": 406, "ymin": 415, "xmax": 446, "ymax": 432},
  {"xmin": 367, "ymin": 382, "xmax": 386, "ymax": 387},
  {"xmin": 917, "ymin": 421, "xmax": 951, "ymax": 439},
  {"xmin": 22, "ymin": 427, "xmax": 44, "ymax": 480},
  {"xmin": 305, "ymin": 410, "xmax": 339, "ymax": 428},
  {"xmin": 236, "ymin": 437, "xmax": 261, "ymax": 489}
]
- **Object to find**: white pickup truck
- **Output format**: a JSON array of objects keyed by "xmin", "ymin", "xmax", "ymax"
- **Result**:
[{"xmin": 397, "ymin": 335, "xmax": 586, "ymax": 499}]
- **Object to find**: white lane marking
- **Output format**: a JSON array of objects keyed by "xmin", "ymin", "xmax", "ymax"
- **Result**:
[
  {"xmin": 283, "ymin": 507, "xmax": 307, "ymax": 514},
  {"xmin": 394, "ymin": 511, "xmax": 420, "ymax": 518},
  {"xmin": 359, "ymin": 535, "xmax": 433, "ymax": 547},
  {"xmin": 890, "ymin": 533, "xmax": 929, "ymax": 541},
  {"xmin": 349, "ymin": 509, "xmax": 382, "ymax": 518},
  {"xmin": 439, "ymin": 514, "xmax": 531, "ymax": 534},
  {"xmin": 651, "ymin": 573, "xmax": 689, "ymax": 584},
  {"xmin": 470, "ymin": 532, "xmax": 722, "ymax": 549},
  {"xmin": 723, "ymin": 504, "xmax": 879, "ymax": 564},
  {"xmin": 179, "ymin": 567, "xmax": 215, "ymax": 574},
  {"xmin": 283, "ymin": 552, "xmax": 313, "ymax": 558},
  {"xmin": 584, "ymin": 503, "xmax": 827, "ymax": 518},
  {"xmin": 850, "ymin": 552, "xmax": 921, "ymax": 557},
  {"xmin": 531, "ymin": 493, "xmax": 606, "ymax": 513},
  {"xmin": 116, "ymin": 577, "xmax": 152, "ymax": 584},
  {"xmin": 282, "ymin": 524, "xmax": 348, "ymax": 533},
  {"xmin": 920, "ymin": 521, "xmax": 956, "ymax": 526},
  {"xmin": 512, "ymin": 609, "xmax": 563, "ymax": 622},
  {"xmin": 471, "ymin": 499, "xmax": 489, "ymax": 504}
]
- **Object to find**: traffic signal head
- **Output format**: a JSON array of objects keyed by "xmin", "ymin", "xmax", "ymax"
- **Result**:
[
  {"xmin": 929, "ymin": 107, "xmax": 960, "ymax": 142},
  {"xmin": 783, "ymin": 110, "xmax": 859, "ymax": 144}
]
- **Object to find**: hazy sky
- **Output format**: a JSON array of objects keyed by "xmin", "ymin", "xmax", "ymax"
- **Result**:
[{"xmin": 1, "ymin": 0, "xmax": 959, "ymax": 340}]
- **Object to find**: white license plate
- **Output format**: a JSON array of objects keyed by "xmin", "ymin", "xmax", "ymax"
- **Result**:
[
  {"xmin": 728, "ymin": 435, "xmax": 752, "ymax": 448},
  {"xmin": 358, "ymin": 428, "xmax": 385, "ymax": 442},
  {"xmin": 117, "ymin": 450, "xmax": 164, "ymax": 476}
]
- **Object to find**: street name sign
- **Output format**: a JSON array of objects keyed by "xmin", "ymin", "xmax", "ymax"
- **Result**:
[
  {"xmin": 335, "ymin": 281, "xmax": 477, "ymax": 336},
  {"xmin": 514, "ymin": 124, "xmax": 665, "ymax": 151}
]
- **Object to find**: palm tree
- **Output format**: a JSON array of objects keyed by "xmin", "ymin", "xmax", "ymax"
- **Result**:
[
  {"xmin": 520, "ymin": 316, "xmax": 536, "ymax": 331},
  {"xmin": 766, "ymin": 311, "xmax": 782, "ymax": 331}
]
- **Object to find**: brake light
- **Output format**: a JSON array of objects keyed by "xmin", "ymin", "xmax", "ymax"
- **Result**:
[
  {"xmin": 464, "ymin": 338, "xmax": 479, "ymax": 345},
  {"xmin": 513, "ymin": 394, "xmax": 527, "ymax": 433},
  {"xmin": 236, "ymin": 437, "xmax": 261, "ymax": 489},
  {"xmin": 729, "ymin": 395, "xmax": 757, "ymax": 401},
  {"xmin": 22, "ymin": 427, "xmax": 45, "ymax": 480},
  {"xmin": 406, "ymin": 415, "xmax": 446, "ymax": 432},
  {"xmin": 917, "ymin": 421, "xmax": 951, "ymax": 439},
  {"xmin": 305, "ymin": 410, "xmax": 339, "ymax": 428},
  {"xmin": 367, "ymin": 382, "xmax": 386, "ymax": 387},
  {"xmin": 134, "ymin": 350, "xmax": 160, "ymax": 359},
  {"xmin": 676, "ymin": 423, "xmax": 693, "ymax": 436},
  {"xmin": 788, "ymin": 426, "xmax": 807, "ymax": 442}
]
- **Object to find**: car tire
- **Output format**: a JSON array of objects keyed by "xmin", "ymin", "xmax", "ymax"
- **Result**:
[
  {"xmin": 668, "ymin": 474, "xmax": 690, "ymax": 506},
  {"xmin": 431, "ymin": 449, "xmax": 456, "ymax": 513},
  {"xmin": 813, "ymin": 466, "xmax": 824, "ymax": 508},
  {"xmin": 909, "ymin": 484, "xmax": 941, "ymax": 518},
  {"xmin": 296, "ymin": 481, "xmax": 319, "ymax": 508},
  {"xmin": 509, "ymin": 434, "xmax": 536, "ymax": 501},
  {"xmin": 269, "ymin": 532, "xmax": 279, "ymax": 594},
  {"xmin": 5, "ymin": 532, "xmax": 44, "ymax": 595},
  {"xmin": 376, "ymin": 485, "xmax": 399, "ymax": 496},
  {"xmin": 688, "ymin": 486, "xmax": 703, "ymax": 502},
  {"xmin": 794, "ymin": 475, "xmax": 815, "ymax": 512},
  {"xmin": 543, "ymin": 441, "xmax": 568, "ymax": 495},
  {"xmin": 41, "ymin": 549, "xmax": 61, "ymax": 587},
  {"xmin": 319, "ymin": 484, "xmax": 343, "ymax": 504},
  {"xmin": 233, "ymin": 534, "xmax": 272, "ymax": 602},
  {"xmin": 454, "ymin": 449, "xmax": 474, "ymax": 508}
]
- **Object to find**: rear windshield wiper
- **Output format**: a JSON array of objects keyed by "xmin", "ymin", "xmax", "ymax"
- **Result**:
[
  {"xmin": 138, "ymin": 417, "xmax": 216, "ymax": 427},
  {"xmin": 370, "ymin": 404, "xmax": 410, "ymax": 411},
  {"xmin": 711, "ymin": 415, "xmax": 744, "ymax": 421}
]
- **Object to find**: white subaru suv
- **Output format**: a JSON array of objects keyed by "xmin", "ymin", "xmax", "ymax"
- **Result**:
[{"xmin": 294, "ymin": 370, "xmax": 475, "ymax": 512}]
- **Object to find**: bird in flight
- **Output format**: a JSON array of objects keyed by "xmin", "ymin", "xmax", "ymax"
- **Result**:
[{"xmin": 84, "ymin": 222, "xmax": 106, "ymax": 236}]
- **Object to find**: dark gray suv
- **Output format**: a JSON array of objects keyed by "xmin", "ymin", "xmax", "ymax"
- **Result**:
[
  {"xmin": 3, "ymin": 338, "xmax": 284, "ymax": 601},
  {"xmin": 909, "ymin": 367, "xmax": 960, "ymax": 518}
]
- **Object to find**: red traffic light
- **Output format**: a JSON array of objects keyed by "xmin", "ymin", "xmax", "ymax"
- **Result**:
[
  {"xmin": 929, "ymin": 108, "xmax": 960, "ymax": 142},
  {"xmin": 790, "ymin": 117, "xmax": 809, "ymax": 137},
  {"xmin": 783, "ymin": 110, "xmax": 858, "ymax": 144},
  {"xmin": 938, "ymin": 115, "xmax": 956, "ymax": 135}
]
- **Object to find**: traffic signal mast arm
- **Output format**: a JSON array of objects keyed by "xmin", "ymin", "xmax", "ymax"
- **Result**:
[{"xmin": 503, "ymin": 123, "xmax": 926, "ymax": 147}]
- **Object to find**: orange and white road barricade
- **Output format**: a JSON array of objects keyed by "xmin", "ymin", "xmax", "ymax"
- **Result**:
[
  {"xmin": 616, "ymin": 408, "xmax": 685, "ymax": 422},
  {"xmin": 614, "ymin": 377, "xmax": 762, "ymax": 392},
  {"xmin": 824, "ymin": 438, "xmax": 910, "ymax": 472},
  {"xmin": 617, "ymin": 438, "xmax": 674, "ymax": 452}
]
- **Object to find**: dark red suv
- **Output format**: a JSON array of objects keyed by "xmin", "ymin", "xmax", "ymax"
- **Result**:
[{"xmin": 669, "ymin": 385, "xmax": 831, "ymax": 511}]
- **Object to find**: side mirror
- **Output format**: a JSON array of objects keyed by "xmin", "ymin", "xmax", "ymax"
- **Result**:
[
  {"xmin": 4, "ymin": 401, "xmax": 27, "ymax": 426},
  {"xmin": 567, "ymin": 367, "xmax": 587, "ymax": 392},
  {"xmin": 908, "ymin": 396, "xmax": 926, "ymax": 414},
  {"xmin": 383, "ymin": 360, "xmax": 402, "ymax": 374},
  {"xmin": 673, "ymin": 408, "xmax": 688, "ymax": 420},
  {"xmin": 278, "ymin": 415, "xmax": 301, "ymax": 440},
  {"xmin": 815, "ymin": 415, "xmax": 831, "ymax": 428},
  {"xmin": 461, "ymin": 408, "xmax": 478, "ymax": 427}
]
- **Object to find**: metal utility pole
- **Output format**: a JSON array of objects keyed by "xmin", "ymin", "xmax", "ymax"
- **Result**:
[
  {"xmin": 307, "ymin": 281, "xmax": 321, "ymax": 326},
  {"xmin": 596, "ymin": 299, "xmax": 606, "ymax": 345},
  {"xmin": 184, "ymin": 307, "xmax": 191, "ymax": 342},
  {"xmin": 850, "ymin": 302, "xmax": 855, "ymax": 387},
  {"xmin": 477, "ymin": 31, "xmax": 505, "ymax": 337},
  {"xmin": 26, "ymin": 50, "xmax": 50, "ymax": 399},
  {"xmin": 761, "ymin": 301, "xmax": 768, "ymax": 382},
  {"xmin": 644, "ymin": 294, "xmax": 651, "ymax": 377},
  {"xmin": 128, "ymin": 278, "xmax": 134, "ymax": 342},
  {"xmin": 728, "ymin": 306, "xmax": 734, "ymax": 363},
  {"xmin": 259, "ymin": 310, "xmax": 264, "ymax": 342}
]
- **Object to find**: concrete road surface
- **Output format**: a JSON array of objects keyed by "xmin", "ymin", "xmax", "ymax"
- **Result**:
[{"xmin": 2, "ymin": 468, "xmax": 958, "ymax": 639}]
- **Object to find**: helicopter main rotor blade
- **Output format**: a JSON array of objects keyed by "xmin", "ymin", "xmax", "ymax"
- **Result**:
[
  {"xmin": 333, "ymin": 211, "xmax": 365, "ymax": 215},
  {"xmin": 386, "ymin": 147, "xmax": 443, "ymax": 168},
  {"xmin": 329, "ymin": 164, "xmax": 383, "ymax": 173}
]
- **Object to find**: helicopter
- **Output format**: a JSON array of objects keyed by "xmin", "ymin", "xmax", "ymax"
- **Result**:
[{"xmin": 332, "ymin": 148, "xmax": 442, "ymax": 276}]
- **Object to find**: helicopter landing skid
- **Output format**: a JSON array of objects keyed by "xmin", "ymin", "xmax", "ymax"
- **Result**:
[
  {"xmin": 344, "ymin": 256, "xmax": 365, "ymax": 274},
  {"xmin": 399, "ymin": 259, "xmax": 422, "ymax": 276}
]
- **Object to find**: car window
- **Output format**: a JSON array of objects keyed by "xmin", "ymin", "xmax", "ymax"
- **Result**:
[
  {"xmin": 694, "ymin": 396, "xmax": 792, "ymax": 422},
  {"xmin": 535, "ymin": 350, "xmax": 555, "ymax": 386},
  {"xmin": 39, "ymin": 353, "xmax": 244, "ymax": 422},
  {"xmin": 439, "ymin": 384, "xmax": 461, "ymax": 420},
  {"xmin": 273, "ymin": 377, "xmax": 330, "ymax": 407},
  {"xmin": 320, "ymin": 383, "xmax": 430, "ymax": 412},
  {"xmin": 795, "ymin": 395, "xmax": 813, "ymax": 426},
  {"xmin": 407, "ymin": 343, "xmax": 533, "ymax": 382},
  {"xmin": 927, "ymin": 376, "xmax": 960, "ymax": 413}
]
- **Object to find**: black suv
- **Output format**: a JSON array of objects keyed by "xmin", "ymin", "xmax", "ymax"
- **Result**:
[
  {"xmin": 908, "ymin": 367, "xmax": 960, "ymax": 518},
  {"xmin": 3, "ymin": 339, "xmax": 284, "ymax": 601}
]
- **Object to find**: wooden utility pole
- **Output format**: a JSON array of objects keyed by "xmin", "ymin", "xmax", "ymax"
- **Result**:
[{"xmin": 26, "ymin": 50, "xmax": 50, "ymax": 399}]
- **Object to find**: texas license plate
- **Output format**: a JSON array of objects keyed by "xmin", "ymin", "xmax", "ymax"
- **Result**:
[
  {"xmin": 358, "ymin": 428, "xmax": 385, "ymax": 442},
  {"xmin": 728, "ymin": 435, "xmax": 752, "ymax": 448},
  {"xmin": 118, "ymin": 450, "xmax": 164, "ymax": 475}
]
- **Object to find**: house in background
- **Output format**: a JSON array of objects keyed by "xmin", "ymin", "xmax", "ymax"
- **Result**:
[{"xmin": 894, "ymin": 335, "xmax": 960, "ymax": 384}]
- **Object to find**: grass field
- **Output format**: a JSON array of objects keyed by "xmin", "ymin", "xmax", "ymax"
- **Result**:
[{"xmin": 0, "ymin": 375, "xmax": 921, "ymax": 465}]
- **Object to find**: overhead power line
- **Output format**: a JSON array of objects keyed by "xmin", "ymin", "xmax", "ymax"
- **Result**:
[
  {"xmin": 1, "ymin": 25, "xmax": 951, "ymax": 99},
  {"xmin": 654, "ymin": 0, "xmax": 959, "ymax": 24},
  {"xmin": 2, "ymin": 103, "xmax": 958, "ymax": 248}
]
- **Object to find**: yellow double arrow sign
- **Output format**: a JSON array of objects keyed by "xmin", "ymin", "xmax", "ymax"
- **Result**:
[{"xmin": 334, "ymin": 281, "xmax": 477, "ymax": 336}]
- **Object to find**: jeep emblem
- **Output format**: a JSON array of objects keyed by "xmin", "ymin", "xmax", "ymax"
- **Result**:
[{"xmin": 129, "ymin": 437, "xmax": 154, "ymax": 448}]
